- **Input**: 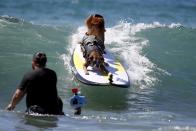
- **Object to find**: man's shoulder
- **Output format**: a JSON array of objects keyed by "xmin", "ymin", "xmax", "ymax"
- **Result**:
[
  {"xmin": 42, "ymin": 68, "xmax": 57, "ymax": 78},
  {"xmin": 24, "ymin": 70, "xmax": 35, "ymax": 77},
  {"xmin": 20, "ymin": 70, "xmax": 36, "ymax": 82},
  {"xmin": 44, "ymin": 68, "xmax": 56, "ymax": 73},
  {"xmin": 24, "ymin": 68, "xmax": 56, "ymax": 78}
]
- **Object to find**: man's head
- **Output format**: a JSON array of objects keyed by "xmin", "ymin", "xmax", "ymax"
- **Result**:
[{"xmin": 32, "ymin": 52, "xmax": 47, "ymax": 69}]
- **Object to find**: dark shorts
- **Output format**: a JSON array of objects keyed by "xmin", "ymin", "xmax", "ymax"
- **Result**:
[{"xmin": 26, "ymin": 98, "xmax": 64, "ymax": 115}]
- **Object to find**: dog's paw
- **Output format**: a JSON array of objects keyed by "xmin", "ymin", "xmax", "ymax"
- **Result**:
[
  {"xmin": 104, "ymin": 62, "xmax": 109, "ymax": 66},
  {"xmin": 108, "ymin": 73, "xmax": 113, "ymax": 83},
  {"xmin": 85, "ymin": 72, "xmax": 89, "ymax": 75}
]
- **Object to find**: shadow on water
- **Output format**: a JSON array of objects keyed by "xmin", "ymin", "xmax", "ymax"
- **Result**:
[
  {"xmin": 0, "ymin": 110, "xmax": 59, "ymax": 131},
  {"xmin": 24, "ymin": 115, "xmax": 59, "ymax": 128},
  {"xmin": 65, "ymin": 72, "xmax": 154, "ymax": 118},
  {"xmin": 69, "ymin": 77, "xmax": 155, "ymax": 113},
  {"xmin": 77, "ymin": 83, "xmax": 130, "ymax": 112}
]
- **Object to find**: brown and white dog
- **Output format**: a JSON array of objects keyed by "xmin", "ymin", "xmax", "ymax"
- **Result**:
[
  {"xmin": 85, "ymin": 14, "xmax": 106, "ymax": 49},
  {"xmin": 80, "ymin": 14, "xmax": 113, "ymax": 82}
]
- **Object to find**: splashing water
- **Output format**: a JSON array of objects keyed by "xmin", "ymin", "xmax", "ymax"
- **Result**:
[{"xmin": 66, "ymin": 21, "xmax": 180, "ymax": 89}]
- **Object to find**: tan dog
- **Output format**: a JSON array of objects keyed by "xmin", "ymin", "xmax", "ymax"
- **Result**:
[
  {"xmin": 85, "ymin": 14, "xmax": 106, "ymax": 50},
  {"xmin": 81, "ymin": 14, "xmax": 113, "ymax": 83}
]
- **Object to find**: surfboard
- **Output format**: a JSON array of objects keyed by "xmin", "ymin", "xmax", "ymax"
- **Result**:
[{"xmin": 70, "ymin": 44, "xmax": 130, "ymax": 87}]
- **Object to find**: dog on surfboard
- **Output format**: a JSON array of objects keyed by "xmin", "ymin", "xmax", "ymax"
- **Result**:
[{"xmin": 80, "ymin": 14, "xmax": 113, "ymax": 83}]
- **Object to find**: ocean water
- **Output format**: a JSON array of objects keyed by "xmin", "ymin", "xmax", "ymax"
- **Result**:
[{"xmin": 1, "ymin": 0, "xmax": 196, "ymax": 130}]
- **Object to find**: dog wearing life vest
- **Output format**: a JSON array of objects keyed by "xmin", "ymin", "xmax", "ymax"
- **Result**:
[{"xmin": 80, "ymin": 14, "xmax": 113, "ymax": 82}]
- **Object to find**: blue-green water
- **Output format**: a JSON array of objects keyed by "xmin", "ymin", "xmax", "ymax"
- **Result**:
[{"xmin": 1, "ymin": 0, "xmax": 196, "ymax": 130}]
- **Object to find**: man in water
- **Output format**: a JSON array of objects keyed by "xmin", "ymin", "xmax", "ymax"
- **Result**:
[{"xmin": 6, "ymin": 52, "xmax": 64, "ymax": 115}]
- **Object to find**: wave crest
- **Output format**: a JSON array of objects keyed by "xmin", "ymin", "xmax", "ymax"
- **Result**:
[{"xmin": 70, "ymin": 22, "xmax": 177, "ymax": 88}]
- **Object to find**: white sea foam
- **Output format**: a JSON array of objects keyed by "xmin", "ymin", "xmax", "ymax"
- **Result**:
[
  {"xmin": 105, "ymin": 22, "xmax": 157, "ymax": 89},
  {"xmin": 157, "ymin": 126, "xmax": 196, "ymax": 131},
  {"xmin": 68, "ymin": 22, "xmax": 180, "ymax": 89}
]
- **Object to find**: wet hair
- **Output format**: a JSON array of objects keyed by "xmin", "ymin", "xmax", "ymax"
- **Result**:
[{"xmin": 33, "ymin": 52, "xmax": 47, "ymax": 67}]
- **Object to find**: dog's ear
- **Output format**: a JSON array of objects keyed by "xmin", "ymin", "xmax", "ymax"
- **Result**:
[
  {"xmin": 91, "ymin": 17, "xmax": 105, "ymax": 29},
  {"xmin": 85, "ymin": 15, "xmax": 93, "ymax": 28},
  {"xmin": 85, "ymin": 15, "xmax": 105, "ymax": 29}
]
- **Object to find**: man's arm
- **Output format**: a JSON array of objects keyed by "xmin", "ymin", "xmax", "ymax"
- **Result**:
[{"xmin": 6, "ymin": 89, "xmax": 25, "ymax": 111}]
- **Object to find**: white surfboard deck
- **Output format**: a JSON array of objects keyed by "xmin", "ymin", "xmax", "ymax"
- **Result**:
[{"xmin": 70, "ymin": 44, "xmax": 130, "ymax": 87}]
